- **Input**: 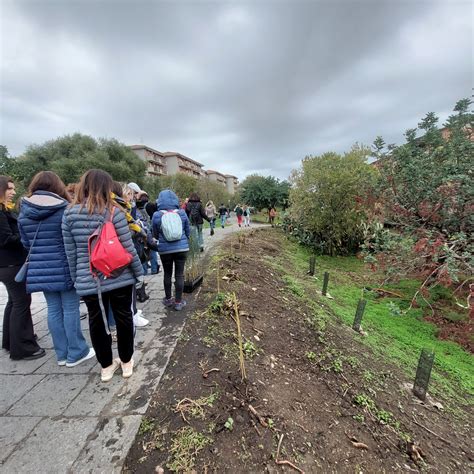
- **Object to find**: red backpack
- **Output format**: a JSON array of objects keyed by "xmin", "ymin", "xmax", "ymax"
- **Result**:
[{"xmin": 88, "ymin": 207, "xmax": 133, "ymax": 278}]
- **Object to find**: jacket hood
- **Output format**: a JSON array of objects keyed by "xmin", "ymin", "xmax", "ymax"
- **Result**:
[
  {"xmin": 157, "ymin": 189, "xmax": 179, "ymax": 211},
  {"xmin": 21, "ymin": 191, "xmax": 68, "ymax": 220}
]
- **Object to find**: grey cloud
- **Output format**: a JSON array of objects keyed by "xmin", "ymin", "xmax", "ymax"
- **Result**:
[{"xmin": 1, "ymin": 0, "xmax": 472, "ymax": 180}]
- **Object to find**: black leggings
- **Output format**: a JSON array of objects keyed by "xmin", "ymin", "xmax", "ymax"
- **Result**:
[
  {"xmin": 83, "ymin": 285, "xmax": 134, "ymax": 368},
  {"xmin": 0, "ymin": 265, "xmax": 41, "ymax": 359},
  {"xmin": 159, "ymin": 252, "xmax": 188, "ymax": 302}
]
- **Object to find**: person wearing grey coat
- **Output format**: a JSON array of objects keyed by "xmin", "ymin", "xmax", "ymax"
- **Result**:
[
  {"xmin": 61, "ymin": 169, "xmax": 143, "ymax": 382},
  {"xmin": 62, "ymin": 205, "xmax": 143, "ymax": 296}
]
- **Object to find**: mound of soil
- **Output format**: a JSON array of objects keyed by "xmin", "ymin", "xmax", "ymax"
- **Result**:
[{"xmin": 125, "ymin": 229, "xmax": 473, "ymax": 473}]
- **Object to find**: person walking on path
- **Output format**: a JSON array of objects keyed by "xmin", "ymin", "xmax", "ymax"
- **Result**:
[
  {"xmin": 62, "ymin": 169, "xmax": 144, "ymax": 382},
  {"xmin": 234, "ymin": 204, "xmax": 244, "ymax": 227},
  {"xmin": 186, "ymin": 193, "xmax": 209, "ymax": 252},
  {"xmin": 243, "ymin": 205, "xmax": 251, "ymax": 227},
  {"xmin": 18, "ymin": 171, "xmax": 94, "ymax": 367},
  {"xmin": 218, "ymin": 203, "xmax": 228, "ymax": 228},
  {"xmin": 269, "ymin": 207, "xmax": 277, "ymax": 227},
  {"xmin": 0, "ymin": 176, "xmax": 45, "ymax": 361},
  {"xmin": 152, "ymin": 189, "xmax": 190, "ymax": 311},
  {"xmin": 205, "ymin": 200, "xmax": 217, "ymax": 236}
]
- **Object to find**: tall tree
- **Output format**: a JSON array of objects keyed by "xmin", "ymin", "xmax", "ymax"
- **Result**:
[
  {"xmin": 9, "ymin": 133, "xmax": 146, "ymax": 188},
  {"xmin": 239, "ymin": 174, "xmax": 290, "ymax": 211}
]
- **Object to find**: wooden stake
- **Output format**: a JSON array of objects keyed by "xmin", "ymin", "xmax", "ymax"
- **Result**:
[
  {"xmin": 322, "ymin": 272, "xmax": 329, "ymax": 296},
  {"xmin": 413, "ymin": 349, "xmax": 435, "ymax": 401},
  {"xmin": 352, "ymin": 299, "xmax": 366, "ymax": 332}
]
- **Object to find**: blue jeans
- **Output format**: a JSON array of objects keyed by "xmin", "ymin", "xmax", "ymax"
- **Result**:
[
  {"xmin": 220, "ymin": 215, "xmax": 226, "ymax": 228},
  {"xmin": 108, "ymin": 305, "xmax": 116, "ymax": 329},
  {"xmin": 142, "ymin": 250, "xmax": 159, "ymax": 275},
  {"xmin": 191, "ymin": 224, "xmax": 204, "ymax": 249},
  {"xmin": 44, "ymin": 289, "xmax": 89, "ymax": 363}
]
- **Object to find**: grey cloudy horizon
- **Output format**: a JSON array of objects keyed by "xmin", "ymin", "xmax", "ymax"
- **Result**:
[{"xmin": 1, "ymin": 0, "xmax": 472, "ymax": 180}]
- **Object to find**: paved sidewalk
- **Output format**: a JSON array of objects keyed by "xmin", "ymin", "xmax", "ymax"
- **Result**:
[{"xmin": 0, "ymin": 220, "xmax": 265, "ymax": 473}]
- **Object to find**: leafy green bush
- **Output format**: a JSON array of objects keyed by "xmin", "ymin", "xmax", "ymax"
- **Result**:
[{"xmin": 285, "ymin": 145, "xmax": 377, "ymax": 255}]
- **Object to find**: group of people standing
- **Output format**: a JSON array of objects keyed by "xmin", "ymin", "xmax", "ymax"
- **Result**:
[{"xmin": 0, "ymin": 169, "xmax": 252, "ymax": 384}]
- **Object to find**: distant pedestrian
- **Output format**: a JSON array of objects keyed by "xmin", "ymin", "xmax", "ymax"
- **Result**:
[
  {"xmin": 269, "ymin": 207, "xmax": 277, "ymax": 227},
  {"xmin": 218, "ymin": 203, "xmax": 228, "ymax": 228},
  {"xmin": 205, "ymin": 200, "xmax": 217, "ymax": 236},
  {"xmin": 18, "ymin": 171, "xmax": 94, "ymax": 367},
  {"xmin": 243, "ymin": 205, "xmax": 251, "ymax": 227},
  {"xmin": 0, "ymin": 175, "xmax": 45, "ymax": 361},
  {"xmin": 186, "ymin": 193, "xmax": 209, "ymax": 252},
  {"xmin": 152, "ymin": 189, "xmax": 190, "ymax": 311},
  {"xmin": 234, "ymin": 204, "xmax": 244, "ymax": 227},
  {"xmin": 62, "ymin": 169, "xmax": 144, "ymax": 382}
]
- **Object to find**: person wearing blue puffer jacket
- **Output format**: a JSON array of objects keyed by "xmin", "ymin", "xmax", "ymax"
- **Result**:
[
  {"xmin": 152, "ymin": 189, "xmax": 190, "ymax": 311},
  {"xmin": 18, "ymin": 171, "xmax": 94, "ymax": 367}
]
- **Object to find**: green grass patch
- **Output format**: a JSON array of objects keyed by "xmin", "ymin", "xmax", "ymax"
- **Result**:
[
  {"xmin": 167, "ymin": 427, "xmax": 212, "ymax": 472},
  {"xmin": 276, "ymin": 235, "xmax": 474, "ymax": 406}
]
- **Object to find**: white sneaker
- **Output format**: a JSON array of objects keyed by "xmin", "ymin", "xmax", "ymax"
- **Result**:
[
  {"xmin": 133, "ymin": 310, "xmax": 149, "ymax": 327},
  {"xmin": 101, "ymin": 358, "xmax": 120, "ymax": 382},
  {"xmin": 66, "ymin": 348, "xmax": 96, "ymax": 367},
  {"xmin": 121, "ymin": 358, "xmax": 134, "ymax": 378},
  {"xmin": 58, "ymin": 360, "xmax": 66, "ymax": 366}
]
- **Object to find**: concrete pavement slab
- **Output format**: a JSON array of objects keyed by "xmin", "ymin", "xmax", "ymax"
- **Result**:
[
  {"xmin": 8, "ymin": 373, "xmax": 90, "ymax": 416},
  {"xmin": 33, "ymin": 352, "xmax": 98, "ymax": 375},
  {"xmin": 0, "ymin": 416, "xmax": 42, "ymax": 464},
  {"xmin": 72, "ymin": 415, "xmax": 142, "ymax": 472},
  {"xmin": 0, "ymin": 348, "xmax": 54, "ymax": 375},
  {"xmin": 0, "ymin": 374, "xmax": 46, "ymax": 415},
  {"xmin": 1, "ymin": 417, "xmax": 98, "ymax": 473},
  {"xmin": 63, "ymin": 376, "xmax": 124, "ymax": 417}
]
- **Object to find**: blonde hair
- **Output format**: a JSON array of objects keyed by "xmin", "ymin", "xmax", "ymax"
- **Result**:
[{"xmin": 122, "ymin": 184, "xmax": 134, "ymax": 203}]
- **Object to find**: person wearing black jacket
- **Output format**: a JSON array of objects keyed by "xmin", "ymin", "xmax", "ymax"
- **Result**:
[
  {"xmin": 218, "ymin": 203, "xmax": 228, "ymax": 228},
  {"xmin": 0, "ymin": 176, "xmax": 45, "ymax": 360},
  {"xmin": 185, "ymin": 192, "xmax": 210, "ymax": 252}
]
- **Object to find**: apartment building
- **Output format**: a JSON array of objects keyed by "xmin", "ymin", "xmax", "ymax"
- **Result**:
[
  {"xmin": 162, "ymin": 152, "xmax": 204, "ymax": 179},
  {"xmin": 225, "ymin": 174, "xmax": 239, "ymax": 195},
  {"xmin": 206, "ymin": 170, "xmax": 239, "ymax": 195},
  {"xmin": 206, "ymin": 169, "xmax": 227, "ymax": 186},
  {"xmin": 129, "ymin": 145, "xmax": 166, "ymax": 176},
  {"xmin": 130, "ymin": 145, "xmax": 238, "ymax": 194}
]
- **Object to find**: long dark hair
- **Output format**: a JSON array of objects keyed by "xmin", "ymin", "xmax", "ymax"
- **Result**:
[
  {"xmin": 189, "ymin": 192, "xmax": 201, "ymax": 202},
  {"xmin": 28, "ymin": 171, "xmax": 71, "ymax": 202},
  {"xmin": 74, "ymin": 169, "xmax": 114, "ymax": 214},
  {"xmin": 0, "ymin": 175, "xmax": 13, "ymax": 209}
]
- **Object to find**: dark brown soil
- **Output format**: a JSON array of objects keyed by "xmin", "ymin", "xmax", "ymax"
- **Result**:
[
  {"xmin": 425, "ymin": 312, "xmax": 473, "ymax": 354},
  {"xmin": 124, "ymin": 229, "xmax": 473, "ymax": 473}
]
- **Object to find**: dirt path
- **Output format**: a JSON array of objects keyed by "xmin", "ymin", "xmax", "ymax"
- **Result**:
[{"xmin": 124, "ymin": 229, "xmax": 473, "ymax": 473}]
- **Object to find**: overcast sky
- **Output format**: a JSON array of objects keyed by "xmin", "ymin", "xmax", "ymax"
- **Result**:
[{"xmin": 0, "ymin": 0, "xmax": 472, "ymax": 180}]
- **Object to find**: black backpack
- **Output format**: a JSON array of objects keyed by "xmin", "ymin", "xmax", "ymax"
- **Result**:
[{"xmin": 190, "ymin": 203, "xmax": 201, "ymax": 225}]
